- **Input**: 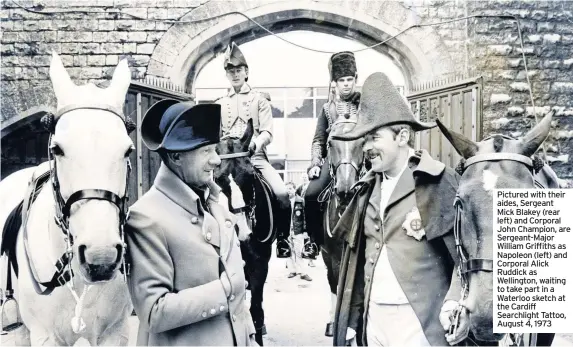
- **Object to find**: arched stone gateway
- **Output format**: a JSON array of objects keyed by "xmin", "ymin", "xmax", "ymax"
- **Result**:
[
  {"xmin": 2, "ymin": 0, "xmax": 571, "ymax": 181},
  {"xmin": 148, "ymin": 0, "xmax": 458, "ymax": 91}
]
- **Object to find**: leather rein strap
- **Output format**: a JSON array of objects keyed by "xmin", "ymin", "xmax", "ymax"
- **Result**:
[{"xmin": 219, "ymin": 152, "xmax": 250, "ymax": 160}]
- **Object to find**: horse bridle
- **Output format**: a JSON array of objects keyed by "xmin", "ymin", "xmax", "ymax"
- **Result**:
[
  {"xmin": 32, "ymin": 103, "xmax": 133, "ymax": 292},
  {"xmin": 326, "ymin": 119, "xmax": 362, "ymax": 184},
  {"xmin": 216, "ymin": 136, "xmax": 257, "ymax": 229},
  {"xmin": 451, "ymin": 149, "xmax": 536, "ymax": 337}
]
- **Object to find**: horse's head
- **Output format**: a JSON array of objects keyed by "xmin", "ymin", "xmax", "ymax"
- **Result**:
[
  {"xmin": 437, "ymin": 110, "xmax": 554, "ymax": 341},
  {"xmin": 48, "ymin": 52, "xmax": 134, "ymax": 284},
  {"xmin": 328, "ymin": 119, "xmax": 365, "ymax": 204},
  {"xmin": 214, "ymin": 119, "xmax": 255, "ymax": 198}
]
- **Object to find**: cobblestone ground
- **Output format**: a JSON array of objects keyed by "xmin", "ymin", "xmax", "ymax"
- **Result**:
[{"xmin": 2, "ymin": 246, "xmax": 573, "ymax": 346}]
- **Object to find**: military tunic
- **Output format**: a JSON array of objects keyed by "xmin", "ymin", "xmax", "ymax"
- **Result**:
[
  {"xmin": 332, "ymin": 150, "xmax": 464, "ymax": 346},
  {"xmin": 216, "ymin": 83, "xmax": 273, "ymax": 156},
  {"xmin": 310, "ymin": 99, "xmax": 359, "ymax": 169}
]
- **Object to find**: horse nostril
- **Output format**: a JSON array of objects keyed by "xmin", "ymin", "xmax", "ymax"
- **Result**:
[
  {"xmin": 78, "ymin": 245, "xmax": 87, "ymax": 264},
  {"xmin": 115, "ymin": 244, "xmax": 124, "ymax": 264}
]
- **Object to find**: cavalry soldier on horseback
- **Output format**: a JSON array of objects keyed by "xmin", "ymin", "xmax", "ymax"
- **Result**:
[
  {"xmin": 304, "ymin": 51, "xmax": 360, "ymax": 337},
  {"xmin": 330, "ymin": 72, "xmax": 470, "ymax": 346},
  {"xmin": 304, "ymin": 51, "xmax": 361, "ymax": 248},
  {"xmin": 125, "ymin": 99, "xmax": 259, "ymax": 346},
  {"xmin": 215, "ymin": 42, "xmax": 292, "ymax": 258}
]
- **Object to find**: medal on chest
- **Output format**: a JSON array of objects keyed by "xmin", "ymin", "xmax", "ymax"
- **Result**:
[{"xmin": 402, "ymin": 206, "xmax": 426, "ymax": 241}]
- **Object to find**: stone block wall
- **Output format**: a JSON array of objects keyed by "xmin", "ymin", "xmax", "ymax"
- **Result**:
[
  {"xmin": 1, "ymin": 0, "xmax": 572, "ymax": 178},
  {"xmin": 465, "ymin": 0, "xmax": 573, "ymax": 177}
]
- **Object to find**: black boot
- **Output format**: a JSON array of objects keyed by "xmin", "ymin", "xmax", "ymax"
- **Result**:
[
  {"xmin": 325, "ymin": 322, "xmax": 334, "ymax": 337},
  {"xmin": 255, "ymin": 329, "xmax": 264, "ymax": 346}
]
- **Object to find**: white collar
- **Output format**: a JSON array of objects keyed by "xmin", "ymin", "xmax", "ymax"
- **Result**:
[{"xmin": 383, "ymin": 148, "xmax": 415, "ymax": 181}]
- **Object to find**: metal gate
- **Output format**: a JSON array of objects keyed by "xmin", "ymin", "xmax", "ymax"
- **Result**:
[
  {"xmin": 124, "ymin": 78, "xmax": 193, "ymax": 205},
  {"xmin": 407, "ymin": 76, "xmax": 483, "ymax": 169}
]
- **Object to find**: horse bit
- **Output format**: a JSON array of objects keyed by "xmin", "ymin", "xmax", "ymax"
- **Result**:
[{"xmin": 450, "ymin": 146, "xmax": 540, "ymax": 343}]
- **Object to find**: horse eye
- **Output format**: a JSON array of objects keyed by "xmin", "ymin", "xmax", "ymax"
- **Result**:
[{"xmin": 50, "ymin": 144, "xmax": 64, "ymax": 156}]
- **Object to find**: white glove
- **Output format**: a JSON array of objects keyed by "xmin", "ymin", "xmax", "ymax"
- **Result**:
[
  {"xmin": 346, "ymin": 327, "xmax": 357, "ymax": 346},
  {"xmin": 308, "ymin": 166, "xmax": 321, "ymax": 179},
  {"xmin": 439, "ymin": 300, "xmax": 459, "ymax": 330},
  {"xmin": 440, "ymin": 300, "xmax": 470, "ymax": 345}
]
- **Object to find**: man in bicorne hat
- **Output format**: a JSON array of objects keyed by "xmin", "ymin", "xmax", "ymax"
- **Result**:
[
  {"xmin": 304, "ymin": 51, "xmax": 361, "ymax": 336},
  {"xmin": 330, "ymin": 72, "xmax": 470, "ymax": 346},
  {"xmin": 125, "ymin": 99, "xmax": 259, "ymax": 346},
  {"xmin": 215, "ymin": 42, "xmax": 292, "ymax": 263}
]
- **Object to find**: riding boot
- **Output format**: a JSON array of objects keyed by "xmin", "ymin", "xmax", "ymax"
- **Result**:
[
  {"xmin": 330, "ymin": 293, "xmax": 337, "ymax": 322},
  {"xmin": 304, "ymin": 199, "xmax": 323, "ymax": 246},
  {"xmin": 255, "ymin": 329, "xmax": 264, "ymax": 346}
]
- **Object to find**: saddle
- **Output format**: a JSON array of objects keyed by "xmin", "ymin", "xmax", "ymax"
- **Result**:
[{"xmin": 1, "ymin": 164, "xmax": 52, "ymax": 278}]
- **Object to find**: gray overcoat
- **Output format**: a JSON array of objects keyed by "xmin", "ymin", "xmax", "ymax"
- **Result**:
[{"xmin": 125, "ymin": 163, "xmax": 258, "ymax": 346}]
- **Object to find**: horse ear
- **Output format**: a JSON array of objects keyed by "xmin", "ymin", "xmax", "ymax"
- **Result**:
[
  {"xmin": 436, "ymin": 118, "xmax": 478, "ymax": 159},
  {"xmin": 107, "ymin": 59, "xmax": 132, "ymax": 106},
  {"xmin": 240, "ymin": 118, "xmax": 254, "ymax": 149},
  {"xmin": 49, "ymin": 51, "xmax": 76, "ymax": 104},
  {"xmin": 518, "ymin": 109, "xmax": 554, "ymax": 157}
]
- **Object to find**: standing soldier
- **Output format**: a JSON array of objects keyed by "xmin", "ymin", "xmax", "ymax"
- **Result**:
[
  {"xmin": 330, "ymin": 72, "xmax": 469, "ymax": 346},
  {"xmin": 126, "ymin": 99, "xmax": 259, "ymax": 346},
  {"xmin": 215, "ymin": 42, "xmax": 292, "ymax": 338}
]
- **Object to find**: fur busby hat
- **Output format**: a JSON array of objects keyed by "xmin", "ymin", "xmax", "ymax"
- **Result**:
[
  {"xmin": 223, "ymin": 42, "xmax": 248, "ymax": 69},
  {"xmin": 141, "ymin": 99, "xmax": 221, "ymax": 152},
  {"xmin": 329, "ymin": 51, "xmax": 357, "ymax": 82},
  {"xmin": 331, "ymin": 72, "xmax": 435, "ymax": 141}
]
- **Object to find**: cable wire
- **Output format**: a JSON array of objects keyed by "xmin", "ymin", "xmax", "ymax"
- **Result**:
[{"xmin": 7, "ymin": 0, "xmax": 548, "ymax": 160}]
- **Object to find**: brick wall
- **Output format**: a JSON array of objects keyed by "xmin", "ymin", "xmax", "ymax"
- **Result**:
[{"xmin": 1, "ymin": 0, "xmax": 572, "ymax": 178}]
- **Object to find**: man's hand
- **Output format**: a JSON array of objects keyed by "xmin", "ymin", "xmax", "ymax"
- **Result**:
[
  {"xmin": 248, "ymin": 141, "xmax": 257, "ymax": 156},
  {"xmin": 440, "ymin": 300, "xmax": 470, "ymax": 345},
  {"xmin": 346, "ymin": 327, "xmax": 357, "ymax": 346},
  {"xmin": 308, "ymin": 166, "xmax": 321, "ymax": 179}
]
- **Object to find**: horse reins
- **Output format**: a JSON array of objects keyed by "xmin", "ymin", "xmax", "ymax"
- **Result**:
[
  {"xmin": 450, "ymin": 150, "xmax": 536, "ymax": 340},
  {"xmin": 216, "ymin": 137, "xmax": 260, "ymax": 239}
]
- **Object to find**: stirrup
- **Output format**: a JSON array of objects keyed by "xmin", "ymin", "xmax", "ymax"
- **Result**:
[{"xmin": 1, "ymin": 289, "xmax": 24, "ymax": 335}]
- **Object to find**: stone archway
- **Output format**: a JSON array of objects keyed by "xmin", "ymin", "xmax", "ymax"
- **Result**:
[{"xmin": 148, "ymin": 0, "xmax": 457, "ymax": 92}]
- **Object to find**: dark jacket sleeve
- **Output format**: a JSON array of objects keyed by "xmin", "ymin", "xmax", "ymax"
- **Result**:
[
  {"xmin": 310, "ymin": 105, "xmax": 329, "ymax": 168},
  {"xmin": 348, "ymin": 237, "xmax": 366, "ymax": 331}
]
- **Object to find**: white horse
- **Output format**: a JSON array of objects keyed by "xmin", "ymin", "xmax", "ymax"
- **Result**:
[{"xmin": 0, "ymin": 52, "xmax": 134, "ymax": 345}]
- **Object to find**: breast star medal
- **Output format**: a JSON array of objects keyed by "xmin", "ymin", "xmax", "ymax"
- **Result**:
[{"xmin": 402, "ymin": 206, "xmax": 426, "ymax": 241}]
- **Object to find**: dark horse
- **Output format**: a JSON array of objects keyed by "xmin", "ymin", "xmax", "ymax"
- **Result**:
[
  {"xmin": 213, "ymin": 119, "xmax": 286, "ymax": 346},
  {"xmin": 436, "ymin": 110, "xmax": 558, "ymax": 346},
  {"xmin": 316, "ymin": 118, "xmax": 366, "ymax": 337}
]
